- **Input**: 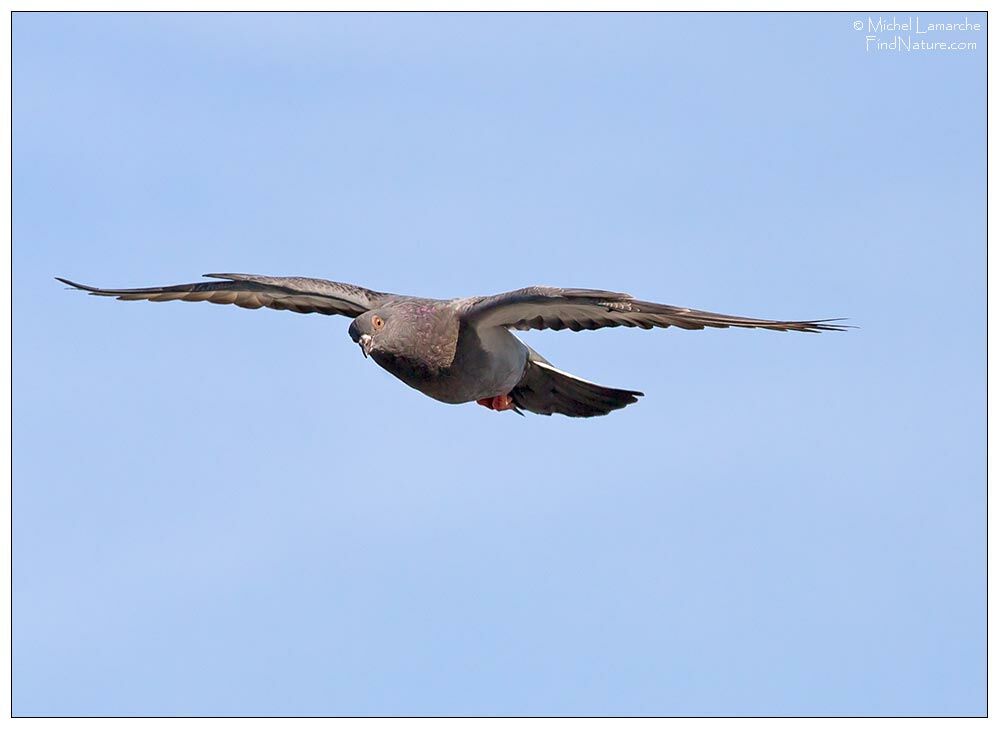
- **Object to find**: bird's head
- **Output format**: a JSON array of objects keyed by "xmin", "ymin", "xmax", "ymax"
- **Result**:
[{"xmin": 348, "ymin": 310, "xmax": 393, "ymax": 358}]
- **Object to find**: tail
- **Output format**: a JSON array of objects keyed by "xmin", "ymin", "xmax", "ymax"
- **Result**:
[{"xmin": 510, "ymin": 358, "xmax": 643, "ymax": 418}]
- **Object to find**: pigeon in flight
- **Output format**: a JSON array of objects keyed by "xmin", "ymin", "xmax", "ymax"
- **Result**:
[{"xmin": 57, "ymin": 274, "xmax": 845, "ymax": 418}]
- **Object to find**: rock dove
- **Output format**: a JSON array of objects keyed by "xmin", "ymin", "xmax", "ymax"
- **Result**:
[{"xmin": 56, "ymin": 274, "xmax": 845, "ymax": 418}]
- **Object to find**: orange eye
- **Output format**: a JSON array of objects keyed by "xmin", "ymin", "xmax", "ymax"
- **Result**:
[{"xmin": 371, "ymin": 315, "xmax": 384, "ymax": 331}]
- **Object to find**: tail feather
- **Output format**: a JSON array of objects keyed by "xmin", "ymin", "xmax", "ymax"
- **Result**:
[{"xmin": 510, "ymin": 359, "xmax": 642, "ymax": 418}]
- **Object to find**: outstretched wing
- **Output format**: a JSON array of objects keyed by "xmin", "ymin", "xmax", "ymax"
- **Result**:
[
  {"xmin": 56, "ymin": 273, "xmax": 393, "ymax": 317},
  {"xmin": 462, "ymin": 287, "xmax": 847, "ymax": 333}
]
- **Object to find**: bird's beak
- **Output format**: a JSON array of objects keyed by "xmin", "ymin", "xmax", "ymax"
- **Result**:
[{"xmin": 358, "ymin": 334, "xmax": 373, "ymax": 358}]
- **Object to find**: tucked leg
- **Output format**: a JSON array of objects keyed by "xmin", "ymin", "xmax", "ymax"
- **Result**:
[{"xmin": 476, "ymin": 394, "xmax": 516, "ymax": 411}]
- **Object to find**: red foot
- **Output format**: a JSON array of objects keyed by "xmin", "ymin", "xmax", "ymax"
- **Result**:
[{"xmin": 476, "ymin": 394, "xmax": 516, "ymax": 411}]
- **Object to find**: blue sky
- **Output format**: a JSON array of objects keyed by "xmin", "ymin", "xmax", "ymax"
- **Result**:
[{"xmin": 13, "ymin": 12, "xmax": 985, "ymax": 716}]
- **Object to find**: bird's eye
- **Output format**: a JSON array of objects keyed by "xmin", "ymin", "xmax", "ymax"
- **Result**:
[{"xmin": 372, "ymin": 315, "xmax": 384, "ymax": 331}]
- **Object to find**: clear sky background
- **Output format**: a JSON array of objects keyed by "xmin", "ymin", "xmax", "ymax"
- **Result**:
[{"xmin": 13, "ymin": 12, "xmax": 985, "ymax": 717}]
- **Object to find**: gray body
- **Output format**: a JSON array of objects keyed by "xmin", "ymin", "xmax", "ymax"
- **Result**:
[
  {"xmin": 370, "ymin": 307, "xmax": 529, "ymax": 404},
  {"xmin": 57, "ymin": 273, "xmax": 845, "ymax": 418}
]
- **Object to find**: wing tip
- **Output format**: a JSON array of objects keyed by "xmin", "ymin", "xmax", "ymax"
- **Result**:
[
  {"xmin": 808, "ymin": 318, "xmax": 853, "ymax": 333},
  {"xmin": 55, "ymin": 276, "xmax": 98, "ymax": 293}
]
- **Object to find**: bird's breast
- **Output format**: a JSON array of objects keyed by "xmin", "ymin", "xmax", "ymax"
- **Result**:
[{"xmin": 372, "ymin": 324, "xmax": 528, "ymax": 404}]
